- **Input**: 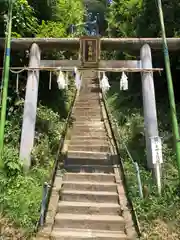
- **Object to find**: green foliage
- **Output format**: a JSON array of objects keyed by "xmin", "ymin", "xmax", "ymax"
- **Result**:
[
  {"xmin": 105, "ymin": 1, "xmax": 180, "ymax": 237},
  {"xmin": 107, "ymin": 0, "xmax": 180, "ymax": 38},
  {"xmin": 36, "ymin": 0, "xmax": 85, "ymax": 37},
  {"xmin": 2, "ymin": 146, "xmax": 23, "ymax": 177},
  {"xmin": 12, "ymin": 0, "xmax": 38, "ymax": 37},
  {"xmin": 0, "ymin": 166, "xmax": 50, "ymax": 233},
  {"xmin": 0, "ymin": 0, "xmax": 81, "ymax": 237},
  {"xmin": 37, "ymin": 20, "xmax": 66, "ymax": 37},
  {"xmin": 28, "ymin": 0, "xmax": 56, "ymax": 22},
  {"xmin": 107, "ymin": 0, "xmax": 143, "ymax": 37},
  {"xmin": 107, "ymin": 83, "xmax": 180, "ymax": 238},
  {"xmin": 54, "ymin": 0, "xmax": 84, "ymax": 27},
  {"xmin": 1, "ymin": 84, "xmax": 75, "ymax": 236},
  {"xmin": 0, "ymin": 0, "xmax": 38, "ymax": 37}
]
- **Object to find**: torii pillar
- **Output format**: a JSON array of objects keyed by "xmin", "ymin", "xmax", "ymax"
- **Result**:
[
  {"xmin": 19, "ymin": 43, "xmax": 41, "ymax": 170},
  {"xmin": 140, "ymin": 44, "xmax": 160, "ymax": 169}
]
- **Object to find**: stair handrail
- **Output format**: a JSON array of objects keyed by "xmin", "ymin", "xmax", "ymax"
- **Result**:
[
  {"xmin": 37, "ymin": 86, "xmax": 78, "ymax": 230},
  {"xmin": 102, "ymin": 91, "xmax": 143, "ymax": 198},
  {"xmin": 100, "ymin": 89, "xmax": 142, "ymax": 236}
]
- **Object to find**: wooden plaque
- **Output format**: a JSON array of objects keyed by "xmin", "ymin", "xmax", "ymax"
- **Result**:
[{"xmin": 80, "ymin": 36, "xmax": 100, "ymax": 67}]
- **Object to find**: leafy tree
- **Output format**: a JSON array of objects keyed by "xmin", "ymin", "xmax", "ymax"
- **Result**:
[
  {"xmin": 106, "ymin": 0, "xmax": 143, "ymax": 37},
  {"xmin": 0, "ymin": 0, "xmax": 38, "ymax": 37},
  {"xmin": 107, "ymin": 0, "xmax": 180, "ymax": 38},
  {"xmin": 37, "ymin": 21, "xmax": 66, "ymax": 38},
  {"xmin": 28, "ymin": 0, "xmax": 55, "ymax": 22},
  {"xmin": 54, "ymin": 0, "xmax": 84, "ymax": 29},
  {"xmin": 137, "ymin": 0, "xmax": 180, "ymax": 37}
]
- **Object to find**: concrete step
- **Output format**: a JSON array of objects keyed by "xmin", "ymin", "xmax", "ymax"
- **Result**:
[
  {"xmin": 73, "ymin": 113, "xmax": 101, "ymax": 118},
  {"xmin": 60, "ymin": 190, "xmax": 119, "ymax": 203},
  {"xmin": 73, "ymin": 122, "xmax": 104, "ymax": 127},
  {"xmin": 57, "ymin": 201, "xmax": 121, "ymax": 215},
  {"xmin": 77, "ymin": 98, "xmax": 100, "ymax": 101},
  {"xmin": 73, "ymin": 105, "xmax": 100, "ymax": 110},
  {"xmin": 70, "ymin": 127, "xmax": 105, "ymax": 134},
  {"xmin": 67, "ymin": 151, "xmax": 109, "ymax": 159},
  {"xmin": 78, "ymin": 93, "xmax": 99, "ymax": 96},
  {"xmin": 64, "ymin": 164, "xmax": 115, "ymax": 173},
  {"xmin": 80, "ymin": 85, "xmax": 98, "ymax": 88},
  {"xmin": 79, "ymin": 93, "xmax": 99, "ymax": 96},
  {"xmin": 76, "ymin": 98, "xmax": 99, "ymax": 101},
  {"xmin": 64, "ymin": 157, "xmax": 111, "ymax": 166},
  {"xmin": 70, "ymin": 130, "xmax": 106, "ymax": 137},
  {"xmin": 63, "ymin": 172, "xmax": 115, "ymax": 182},
  {"xmin": 73, "ymin": 112, "xmax": 101, "ymax": 116},
  {"xmin": 62, "ymin": 181, "xmax": 118, "ymax": 192},
  {"xmin": 71, "ymin": 125, "xmax": 105, "ymax": 131},
  {"xmin": 77, "ymin": 94, "xmax": 99, "ymax": 97},
  {"xmin": 65, "ymin": 152, "xmax": 111, "ymax": 166},
  {"xmin": 68, "ymin": 144, "xmax": 109, "ymax": 152},
  {"xmin": 73, "ymin": 112, "xmax": 101, "ymax": 117},
  {"xmin": 72, "ymin": 116, "xmax": 102, "ymax": 121},
  {"xmin": 75, "ymin": 101, "xmax": 100, "ymax": 106},
  {"xmin": 69, "ymin": 139, "xmax": 108, "ymax": 146},
  {"xmin": 70, "ymin": 135, "xmax": 107, "ymax": 141},
  {"xmin": 74, "ymin": 106, "xmax": 101, "ymax": 110},
  {"xmin": 51, "ymin": 228, "xmax": 127, "ymax": 239},
  {"xmin": 78, "ymin": 92, "xmax": 99, "ymax": 96},
  {"xmin": 54, "ymin": 214, "xmax": 125, "ymax": 231}
]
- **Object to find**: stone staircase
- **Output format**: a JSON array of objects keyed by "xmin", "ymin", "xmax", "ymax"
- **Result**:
[{"xmin": 39, "ymin": 70, "xmax": 136, "ymax": 239}]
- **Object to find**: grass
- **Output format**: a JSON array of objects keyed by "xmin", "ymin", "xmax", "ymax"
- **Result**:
[
  {"xmin": 0, "ymin": 76, "xmax": 75, "ymax": 239},
  {"xmin": 106, "ymin": 80, "xmax": 180, "ymax": 239}
]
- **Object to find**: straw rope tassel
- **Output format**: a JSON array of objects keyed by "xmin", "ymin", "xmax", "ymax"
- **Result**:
[
  {"xmin": 65, "ymin": 71, "xmax": 69, "ymax": 90},
  {"xmin": 49, "ymin": 71, "xmax": 52, "ymax": 90},
  {"xmin": 16, "ymin": 73, "xmax": 19, "ymax": 94}
]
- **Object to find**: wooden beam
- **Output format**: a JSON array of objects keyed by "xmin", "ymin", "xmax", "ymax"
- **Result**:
[
  {"xmin": 40, "ymin": 60, "xmax": 141, "ymax": 69},
  {"xmin": 0, "ymin": 38, "xmax": 180, "ymax": 51},
  {"xmin": 99, "ymin": 60, "xmax": 141, "ymax": 68},
  {"xmin": 1, "ymin": 66, "xmax": 163, "ymax": 73},
  {"xmin": 1, "ymin": 59, "xmax": 163, "ymax": 72},
  {"xmin": 4, "ymin": 60, "xmax": 162, "ymax": 72},
  {"xmin": 40, "ymin": 60, "xmax": 81, "ymax": 68},
  {"xmin": 101, "ymin": 38, "xmax": 180, "ymax": 51},
  {"xmin": 0, "ymin": 38, "xmax": 79, "ymax": 51},
  {"xmin": 39, "ymin": 60, "xmax": 162, "ymax": 72}
]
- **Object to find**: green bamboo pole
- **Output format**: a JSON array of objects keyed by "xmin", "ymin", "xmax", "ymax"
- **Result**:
[
  {"xmin": 0, "ymin": 0, "xmax": 13, "ymax": 165},
  {"xmin": 156, "ymin": 0, "xmax": 180, "ymax": 180}
]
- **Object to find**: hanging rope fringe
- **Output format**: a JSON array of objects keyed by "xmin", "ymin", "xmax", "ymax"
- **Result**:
[
  {"xmin": 100, "ymin": 72, "xmax": 110, "ymax": 92},
  {"xmin": 57, "ymin": 68, "xmax": 66, "ymax": 89},
  {"xmin": 74, "ymin": 67, "xmax": 81, "ymax": 90},
  {"xmin": 10, "ymin": 69, "xmax": 26, "ymax": 94},
  {"xmin": 65, "ymin": 72, "xmax": 69, "ymax": 90},
  {"xmin": 120, "ymin": 71, "xmax": 128, "ymax": 90},
  {"xmin": 98, "ymin": 71, "xmax": 101, "ymax": 81},
  {"xmin": 10, "ymin": 68, "xmax": 26, "ymax": 74},
  {"xmin": 16, "ymin": 73, "xmax": 19, "ymax": 94},
  {"xmin": 49, "ymin": 71, "xmax": 52, "ymax": 90}
]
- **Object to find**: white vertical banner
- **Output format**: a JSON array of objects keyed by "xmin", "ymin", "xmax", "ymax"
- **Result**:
[
  {"xmin": 150, "ymin": 136, "xmax": 163, "ymax": 195},
  {"xmin": 150, "ymin": 136, "xmax": 163, "ymax": 164}
]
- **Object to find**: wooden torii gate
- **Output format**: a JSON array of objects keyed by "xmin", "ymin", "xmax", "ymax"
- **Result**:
[{"xmin": 0, "ymin": 37, "xmax": 168, "ymax": 176}]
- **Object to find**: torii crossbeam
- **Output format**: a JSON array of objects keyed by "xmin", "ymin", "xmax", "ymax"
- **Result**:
[{"xmin": 0, "ymin": 38, "xmax": 180, "ymax": 51}]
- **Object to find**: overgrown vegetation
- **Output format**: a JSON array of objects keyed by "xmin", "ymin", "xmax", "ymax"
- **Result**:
[
  {"xmin": 106, "ymin": 1, "xmax": 180, "ymax": 238},
  {"xmin": 1, "ymin": 0, "xmax": 180, "ymax": 238},
  {"xmin": 0, "ymin": 0, "xmax": 83, "ymax": 238}
]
